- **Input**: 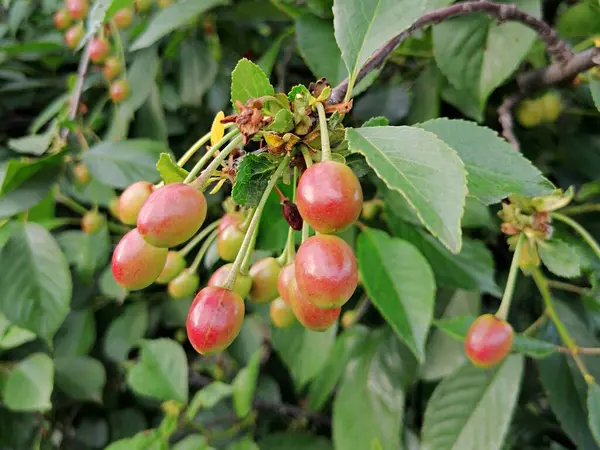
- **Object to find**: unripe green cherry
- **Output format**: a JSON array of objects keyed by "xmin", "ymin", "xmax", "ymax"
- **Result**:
[
  {"xmin": 277, "ymin": 263, "xmax": 295, "ymax": 305},
  {"xmin": 53, "ymin": 9, "xmax": 72, "ymax": 30},
  {"xmin": 103, "ymin": 57, "xmax": 122, "ymax": 81},
  {"xmin": 465, "ymin": 314, "xmax": 514, "ymax": 368},
  {"xmin": 341, "ymin": 310, "xmax": 356, "ymax": 329},
  {"xmin": 289, "ymin": 277, "xmax": 340, "ymax": 331},
  {"xmin": 81, "ymin": 210, "xmax": 105, "ymax": 234},
  {"xmin": 118, "ymin": 181, "xmax": 153, "ymax": 225},
  {"xmin": 110, "ymin": 79, "xmax": 130, "ymax": 103},
  {"xmin": 135, "ymin": 0, "xmax": 152, "ymax": 12},
  {"xmin": 249, "ymin": 257, "xmax": 281, "ymax": 303},
  {"xmin": 168, "ymin": 269, "xmax": 199, "ymax": 299},
  {"xmin": 108, "ymin": 197, "xmax": 120, "ymax": 219},
  {"xmin": 208, "ymin": 263, "xmax": 252, "ymax": 298},
  {"xmin": 137, "ymin": 183, "xmax": 207, "ymax": 248},
  {"xmin": 270, "ymin": 298, "xmax": 295, "ymax": 328},
  {"xmin": 186, "ymin": 286, "xmax": 245, "ymax": 354},
  {"xmin": 112, "ymin": 228, "xmax": 167, "ymax": 290},
  {"xmin": 64, "ymin": 24, "xmax": 84, "ymax": 49},
  {"xmin": 541, "ymin": 92, "xmax": 561, "ymax": 123},
  {"xmin": 516, "ymin": 99, "xmax": 544, "ymax": 128},
  {"xmin": 73, "ymin": 162, "xmax": 90, "ymax": 184},
  {"xmin": 217, "ymin": 213, "xmax": 244, "ymax": 262},
  {"xmin": 113, "ymin": 8, "xmax": 134, "ymax": 28},
  {"xmin": 66, "ymin": 0, "xmax": 88, "ymax": 20},
  {"xmin": 156, "ymin": 251, "xmax": 186, "ymax": 284}
]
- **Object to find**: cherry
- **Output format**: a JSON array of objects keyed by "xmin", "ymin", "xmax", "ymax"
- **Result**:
[
  {"xmin": 156, "ymin": 251, "xmax": 185, "ymax": 284},
  {"xmin": 541, "ymin": 92, "xmax": 561, "ymax": 123},
  {"xmin": 289, "ymin": 277, "xmax": 340, "ymax": 331},
  {"xmin": 158, "ymin": 0, "xmax": 174, "ymax": 7},
  {"xmin": 108, "ymin": 197, "xmax": 120, "ymax": 219},
  {"xmin": 53, "ymin": 9, "xmax": 71, "ymax": 30},
  {"xmin": 118, "ymin": 181, "xmax": 153, "ymax": 225},
  {"xmin": 295, "ymin": 235, "xmax": 358, "ymax": 308},
  {"xmin": 112, "ymin": 228, "xmax": 167, "ymax": 290},
  {"xmin": 81, "ymin": 210, "xmax": 105, "ymax": 234},
  {"xmin": 341, "ymin": 310, "xmax": 356, "ymax": 329},
  {"xmin": 249, "ymin": 257, "xmax": 281, "ymax": 303},
  {"xmin": 516, "ymin": 99, "xmax": 543, "ymax": 128},
  {"xmin": 73, "ymin": 162, "xmax": 90, "ymax": 184},
  {"xmin": 66, "ymin": 0, "xmax": 88, "ymax": 20},
  {"xmin": 296, "ymin": 161, "xmax": 363, "ymax": 234},
  {"xmin": 208, "ymin": 263, "xmax": 252, "ymax": 298},
  {"xmin": 168, "ymin": 269, "xmax": 199, "ymax": 299},
  {"xmin": 135, "ymin": 0, "xmax": 152, "ymax": 12},
  {"xmin": 270, "ymin": 298, "xmax": 295, "ymax": 328},
  {"xmin": 217, "ymin": 213, "xmax": 245, "ymax": 262},
  {"xmin": 89, "ymin": 37, "xmax": 110, "ymax": 63},
  {"xmin": 465, "ymin": 314, "xmax": 514, "ymax": 368},
  {"xmin": 64, "ymin": 24, "xmax": 83, "ymax": 49},
  {"xmin": 110, "ymin": 79, "xmax": 130, "ymax": 103},
  {"xmin": 137, "ymin": 183, "xmax": 207, "ymax": 248},
  {"xmin": 113, "ymin": 8, "xmax": 134, "ymax": 28},
  {"xmin": 277, "ymin": 263, "xmax": 295, "ymax": 305},
  {"xmin": 103, "ymin": 57, "xmax": 122, "ymax": 81},
  {"xmin": 186, "ymin": 286, "xmax": 245, "ymax": 354}
]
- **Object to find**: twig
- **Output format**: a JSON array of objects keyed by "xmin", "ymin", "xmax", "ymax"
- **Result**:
[
  {"xmin": 253, "ymin": 400, "xmax": 331, "ymax": 427},
  {"xmin": 547, "ymin": 279, "xmax": 591, "ymax": 296},
  {"xmin": 560, "ymin": 203, "xmax": 600, "ymax": 216},
  {"xmin": 557, "ymin": 346, "xmax": 600, "ymax": 355},
  {"xmin": 61, "ymin": 39, "xmax": 93, "ymax": 138},
  {"xmin": 497, "ymin": 93, "xmax": 524, "ymax": 151}
]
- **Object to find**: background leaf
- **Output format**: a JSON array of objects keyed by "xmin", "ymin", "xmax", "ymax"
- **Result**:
[
  {"xmin": 232, "ymin": 154, "xmax": 279, "ymax": 207},
  {"xmin": 2, "ymin": 353, "xmax": 53, "ymax": 412},
  {"xmin": 103, "ymin": 302, "xmax": 148, "ymax": 362},
  {"xmin": 54, "ymin": 357, "xmax": 106, "ymax": 402},
  {"xmin": 230, "ymin": 58, "xmax": 274, "ymax": 109},
  {"xmin": 539, "ymin": 239, "xmax": 582, "ymax": 279}
]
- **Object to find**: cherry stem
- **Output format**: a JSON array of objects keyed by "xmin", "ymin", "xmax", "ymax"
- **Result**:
[
  {"xmin": 522, "ymin": 312, "xmax": 548, "ymax": 337},
  {"xmin": 346, "ymin": 295, "xmax": 371, "ymax": 327},
  {"xmin": 240, "ymin": 222, "xmax": 260, "ymax": 274},
  {"xmin": 106, "ymin": 222, "xmax": 131, "ymax": 234},
  {"xmin": 183, "ymin": 129, "xmax": 241, "ymax": 185},
  {"xmin": 191, "ymin": 134, "xmax": 244, "ymax": 190},
  {"xmin": 551, "ymin": 212, "xmax": 600, "ymax": 262},
  {"xmin": 315, "ymin": 102, "xmax": 331, "ymax": 162},
  {"xmin": 495, "ymin": 233, "xmax": 525, "ymax": 321},
  {"xmin": 560, "ymin": 203, "xmax": 600, "ymax": 216},
  {"xmin": 56, "ymin": 193, "xmax": 88, "ymax": 215},
  {"xmin": 108, "ymin": 20, "xmax": 127, "ymax": 81},
  {"xmin": 547, "ymin": 279, "xmax": 591, "ymax": 296},
  {"xmin": 179, "ymin": 219, "xmax": 221, "ymax": 257},
  {"xmin": 273, "ymin": 185, "xmax": 286, "ymax": 202},
  {"xmin": 531, "ymin": 267, "xmax": 595, "ymax": 385},
  {"xmin": 189, "ymin": 229, "xmax": 219, "ymax": 273},
  {"xmin": 223, "ymin": 155, "xmax": 291, "ymax": 291},
  {"xmin": 299, "ymin": 147, "xmax": 312, "ymax": 243},
  {"xmin": 178, "ymin": 123, "xmax": 235, "ymax": 168}
]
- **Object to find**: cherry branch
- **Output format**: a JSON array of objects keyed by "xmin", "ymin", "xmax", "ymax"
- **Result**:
[{"xmin": 61, "ymin": 39, "xmax": 94, "ymax": 138}]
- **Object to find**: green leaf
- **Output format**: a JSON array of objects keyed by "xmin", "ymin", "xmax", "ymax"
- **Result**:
[
  {"xmin": 105, "ymin": 0, "xmax": 135, "ymax": 19},
  {"xmin": 407, "ymin": 62, "xmax": 442, "ymax": 124},
  {"xmin": 0, "ymin": 223, "xmax": 71, "ymax": 340},
  {"xmin": 421, "ymin": 355, "xmax": 524, "ymax": 450},
  {"xmin": 57, "ymin": 224, "xmax": 110, "ymax": 280},
  {"xmin": 8, "ymin": 126, "xmax": 54, "ymax": 156},
  {"xmin": 354, "ymin": 86, "xmax": 410, "ymax": 124},
  {"xmin": 590, "ymin": 79, "xmax": 600, "ymax": 113},
  {"xmin": 105, "ymin": 429, "xmax": 165, "ymax": 450},
  {"xmin": 417, "ymin": 118, "xmax": 554, "ymax": 204},
  {"xmin": 232, "ymin": 154, "xmax": 279, "ymax": 207},
  {"xmin": 173, "ymin": 435, "xmax": 213, "ymax": 450},
  {"xmin": 54, "ymin": 310, "xmax": 96, "ymax": 357},
  {"xmin": 0, "ymin": 164, "xmax": 61, "ymax": 218},
  {"xmin": 296, "ymin": 14, "xmax": 347, "ymax": 85},
  {"xmin": 81, "ymin": 0, "xmax": 113, "ymax": 45},
  {"xmin": 333, "ymin": 0, "xmax": 425, "ymax": 88},
  {"xmin": 179, "ymin": 39, "xmax": 218, "ymax": 107},
  {"xmin": 308, "ymin": 326, "xmax": 369, "ymax": 410},
  {"xmin": 99, "ymin": 265, "xmax": 127, "ymax": 303},
  {"xmin": 103, "ymin": 302, "xmax": 148, "ymax": 362},
  {"xmin": 347, "ymin": 126, "xmax": 467, "ymax": 253},
  {"xmin": 265, "ymin": 109, "xmax": 294, "ymax": 133},
  {"xmin": 259, "ymin": 433, "xmax": 332, "ymax": 450},
  {"xmin": 271, "ymin": 321, "xmax": 337, "ymax": 389},
  {"xmin": 433, "ymin": 0, "xmax": 540, "ymax": 115},
  {"xmin": 357, "ymin": 229, "xmax": 435, "ymax": 361},
  {"xmin": 83, "ymin": 139, "xmax": 170, "ymax": 189},
  {"xmin": 135, "ymin": 84, "xmax": 168, "ymax": 142},
  {"xmin": 557, "ymin": 2, "xmax": 600, "ymax": 38},
  {"xmin": 0, "ymin": 314, "xmax": 36, "ymax": 350},
  {"xmin": 156, "ymin": 153, "xmax": 188, "ymax": 184},
  {"xmin": 232, "ymin": 349, "xmax": 262, "ymax": 418},
  {"xmin": 2, "ymin": 353, "xmax": 53, "ymax": 412},
  {"xmin": 186, "ymin": 382, "xmax": 233, "ymax": 420},
  {"xmin": 130, "ymin": 0, "xmax": 227, "ymax": 50},
  {"xmin": 539, "ymin": 239, "xmax": 582, "ymax": 279},
  {"xmin": 333, "ymin": 330, "xmax": 413, "ymax": 450},
  {"xmin": 362, "ymin": 116, "xmax": 389, "ymax": 127},
  {"xmin": 257, "ymin": 28, "xmax": 294, "ymax": 77},
  {"xmin": 127, "ymin": 338, "xmax": 188, "ymax": 403},
  {"xmin": 588, "ymin": 383, "xmax": 600, "ymax": 446},
  {"xmin": 54, "ymin": 356, "xmax": 106, "ymax": 402},
  {"xmin": 422, "ymin": 290, "xmax": 480, "ymax": 381},
  {"xmin": 230, "ymin": 58, "xmax": 274, "ymax": 110}
]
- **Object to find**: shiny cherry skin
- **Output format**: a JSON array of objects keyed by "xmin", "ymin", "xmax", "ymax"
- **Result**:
[
  {"xmin": 81, "ymin": 210, "xmax": 105, "ymax": 234},
  {"xmin": 103, "ymin": 57, "xmax": 122, "ymax": 81},
  {"xmin": 156, "ymin": 251, "xmax": 186, "ymax": 284},
  {"xmin": 277, "ymin": 263, "xmax": 295, "ymax": 306},
  {"xmin": 111, "ymin": 228, "xmax": 167, "ymax": 290},
  {"xmin": 53, "ymin": 9, "xmax": 71, "ymax": 30},
  {"xmin": 289, "ymin": 277, "xmax": 340, "ymax": 331},
  {"xmin": 110, "ymin": 79, "xmax": 129, "ymax": 103},
  {"xmin": 73, "ymin": 162, "xmax": 90, "ymax": 184},
  {"xmin": 249, "ymin": 257, "xmax": 281, "ymax": 303},
  {"xmin": 465, "ymin": 314, "xmax": 514, "ymax": 368},
  {"xmin": 295, "ymin": 235, "xmax": 358, "ymax": 308},
  {"xmin": 208, "ymin": 263, "xmax": 252, "ymax": 298},
  {"xmin": 296, "ymin": 161, "xmax": 363, "ymax": 234},
  {"xmin": 270, "ymin": 298, "xmax": 295, "ymax": 328},
  {"xmin": 113, "ymin": 8, "xmax": 134, "ymax": 28},
  {"xmin": 217, "ymin": 213, "xmax": 244, "ymax": 262},
  {"xmin": 89, "ymin": 37, "xmax": 110, "ymax": 63},
  {"xmin": 118, "ymin": 181, "xmax": 153, "ymax": 225},
  {"xmin": 64, "ymin": 24, "xmax": 83, "ymax": 49},
  {"xmin": 186, "ymin": 286, "xmax": 245, "ymax": 354},
  {"xmin": 66, "ymin": 0, "xmax": 88, "ymax": 20},
  {"xmin": 168, "ymin": 270, "xmax": 199, "ymax": 299},
  {"xmin": 137, "ymin": 183, "xmax": 207, "ymax": 248}
]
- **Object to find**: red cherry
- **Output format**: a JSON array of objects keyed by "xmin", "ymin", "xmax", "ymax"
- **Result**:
[
  {"xmin": 66, "ymin": 0, "xmax": 88, "ymax": 20},
  {"xmin": 217, "ymin": 213, "xmax": 244, "ymax": 262},
  {"xmin": 108, "ymin": 197, "xmax": 120, "ymax": 219},
  {"xmin": 112, "ymin": 228, "xmax": 167, "ymax": 290},
  {"xmin": 168, "ymin": 269, "xmax": 199, "ymax": 299},
  {"xmin": 186, "ymin": 286, "xmax": 245, "ymax": 354},
  {"xmin": 296, "ymin": 161, "xmax": 363, "ymax": 234},
  {"xmin": 208, "ymin": 263, "xmax": 252, "ymax": 298},
  {"xmin": 270, "ymin": 298, "xmax": 295, "ymax": 328},
  {"xmin": 81, "ymin": 210, "xmax": 105, "ymax": 234},
  {"xmin": 113, "ymin": 8, "xmax": 134, "ymax": 28},
  {"xmin": 249, "ymin": 257, "xmax": 281, "ymax": 303},
  {"xmin": 110, "ymin": 79, "xmax": 130, "ymax": 103},
  {"xmin": 156, "ymin": 251, "xmax": 185, "ymax": 284},
  {"xmin": 465, "ymin": 314, "xmax": 514, "ymax": 368},
  {"xmin": 103, "ymin": 57, "xmax": 122, "ymax": 81},
  {"xmin": 64, "ymin": 24, "xmax": 83, "ymax": 49},
  {"xmin": 73, "ymin": 162, "xmax": 90, "ymax": 184},
  {"xmin": 295, "ymin": 235, "xmax": 358, "ymax": 308},
  {"xmin": 53, "ymin": 9, "xmax": 71, "ymax": 30},
  {"xmin": 89, "ymin": 37, "xmax": 110, "ymax": 63},
  {"xmin": 118, "ymin": 181, "xmax": 153, "ymax": 225},
  {"xmin": 289, "ymin": 277, "xmax": 340, "ymax": 331},
  {"xmin": 137, "ymin": 183, "xmax": 207, "ymax": 248},
  {"xmin": 277, "ymin": 263, "xmax": 295, "ymax": 305}
]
